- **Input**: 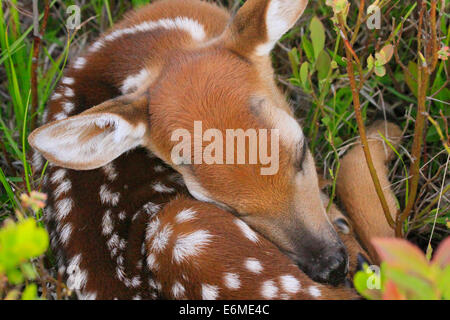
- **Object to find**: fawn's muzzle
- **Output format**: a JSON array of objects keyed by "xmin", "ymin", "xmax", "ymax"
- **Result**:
[
  {"xmin": 302, "ymin": 246, "xmax": 348, "ymax": 286},
  {"xmin": 287, "ymin": 229, "xmax": 349, "ymax": 286}
]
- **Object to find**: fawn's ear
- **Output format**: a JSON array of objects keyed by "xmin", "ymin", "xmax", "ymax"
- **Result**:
[
  {"xmin": 222, "ymin": 0, "xmax": 308, "ymax": 57},
  {"xmin": 28, "ymin": 93, "xmax": 150, "ymax": 170}
]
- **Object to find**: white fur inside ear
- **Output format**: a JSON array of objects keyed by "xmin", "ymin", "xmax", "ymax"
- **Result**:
[
  {"xmin": 30, "ymin": 113, "xmax": 146, "ymax": 170},
  {"xmin": 256, "ymin": 0, "xmax": 308, "ymax": 56}
]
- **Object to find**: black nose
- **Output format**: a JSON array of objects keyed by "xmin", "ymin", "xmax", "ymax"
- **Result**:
[{"xmin": 301, "ymin": 247, "xmax": 348, "ymax": 286}]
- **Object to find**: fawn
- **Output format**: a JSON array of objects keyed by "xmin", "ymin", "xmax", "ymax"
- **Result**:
[{"xmin": 29, "ymin": 0, "xmax": 402, "ymax": 299}]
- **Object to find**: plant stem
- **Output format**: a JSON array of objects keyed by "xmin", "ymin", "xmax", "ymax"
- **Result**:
[
  {"xmin": 395, "ymin": 1, "xmax": 438, "ymax": 237},
  {"xmin": 31, "ymin": 0, "xmax": 50, "ymax": 131},
  {"xmin": 338, "ymin": 15, "xmax": 396, "ymax": 229}
]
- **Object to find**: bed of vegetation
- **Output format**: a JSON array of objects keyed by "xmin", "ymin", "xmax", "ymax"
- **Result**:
[{"xmin": 0, "ymin": 0, "xmax": 448, "ymax": 300}]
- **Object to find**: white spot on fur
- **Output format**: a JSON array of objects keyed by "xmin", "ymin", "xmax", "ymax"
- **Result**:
[
  {"xmin": 151, "ymin": 224, "xmax": 173, "ymax": 253},
  {"xmin": 74, "ymin": 57, "xmax": 87, "ymax": 69},
  {"xmin": 64, "ymin": 87, "xmax": 75, "ymax": 97},
  {"xmin": 62, "ymin": 101, "xmax": 75, "ymax": 114},
  {"xmin": 51, "ymin": 169, "xmax": 67, "ymax": 184},
  {"xmin": 102, "ymin": 210, "xmax": 114, "ymax": 235},
  {"xmin": 201, "ymin": 284, "xmax": 219, "ymax": 300},
  {"xmin": 102, "ymin": 163, "xmax": 118, "ymax": 181},
  {"xmin": 54, "ymin": 179, "xmax": 72, "ymax": 198},
  {"xmin": 51, "ymin": 93, "xmax": 62, "ymax": 101},
  {"xmin": 90, "ymin": 17, "xmax": 206, "ymax": 54},
  {"xmin": 132, "ymin": 295, "xmax": 142, "ymax": 300},
  {"xmin": 175, "ymin": 208, "xmax": 197, "ymax": 224},
  {"xmin": 280, "ymin": 275, "xmax": 301, "ymax": 294},
  {"xmin": 89, "ymin": 40, "xmax": 104, "ymax": 52},
  {"xmin": 152, "ymin": 182, "xmax": 175, "ymax": 193},
  {"xmin": 42, "ymin": 109, "xmax": 49, "ymax": 123},
  {"xmin": 54, "ymin": 112, "xmax": 67, "ymax": 121},
  {"xmin": 59, "ymin": 223, "xmax": 73, "ymax": 245},
  {"xmin": 234, "ymin": 219, "xmax": 259, "ymax": 243},
  {"xmin": 120, "ymin": 68, "xmax": 150, "ymax": 94},
  {"xmin": 172, "ymin": 281, "xmax": 185, "ymax": 299},
  {"xmin": 146, "ymin": 253, "xmax": 159, "ymax": 271},
  {"xmin": 224, "ymin": 273, "xmax": 241, "ymax": 290},
  {"xmin": 245, "ymin": 258, "xmax": 263, "ymax": 274},
  {"xmin": 99, "ymin": 184, "xmax": 120, "ymax": 206},
  {"xmin": 130, "ymin": 276, "xmax": 141, "ymax": 288},
  {"xmin": 261, "ymin": 280, "xmax": 279, "ymax": 299},
  {"xmin": 107, "ymin": 233, "xmax": 120, "ymax": 252},
  {"xmin": 55, "ymin": 198, "xmax": 73, "ymax": 221},
  {"xmin": 149, "ymin": 279, "xmax": 162, "ymax": 291},
  {"xmin": 153, "ymin": 165, "xmax": 166, "ymax": 172},
  {"xmin": 308, "ymin": 286, "xmax": 322, "ymax": 298},
  {"xmin": 173, "ymin": 230, "xmax": 213, "ymax": 264},
  {"xmin": 118, "ymin": 211, "xmax": 126, "ymax": 221},
  {"xmin": 119, "ymin": 238, "xmax": 126, "ymax": 250},
  {"xmin": 143, "ymin": 202, "xmax": 161, "ymax": 215},
  {"xmin": 66, "ymin": 254, "xmax": 88, "ymax": 291},
  {"xmin": 145, "ymin": 218, "xmax": 161, "ymax": 241},
  {"xmin": 32, "ymin": 151, "xmax": 44, "ymax": 171},
  {"xmin": 78, "ymin": 291, "xmax": 97, "ymax": 300},
  {"xmin": 62, "ymin": 77, "xmax": 75, "ymax": 85}
]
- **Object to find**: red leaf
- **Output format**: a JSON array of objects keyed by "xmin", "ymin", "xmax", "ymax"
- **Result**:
[
  {"xmin": 432, "ymin": 237, "xmax": 450, "ymax": 269},
  {"xmin": 382, "ymin": 280, "xmax": 406, "ymax": 300},
  {"xmin": 372, "ymin": 238, "xmax": 430, "ymax": 277}
]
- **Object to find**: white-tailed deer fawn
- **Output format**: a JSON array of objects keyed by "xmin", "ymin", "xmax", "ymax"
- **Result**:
[{"xmin": 28, "ymin": 0, "xmax": 402, "ymax": 299}]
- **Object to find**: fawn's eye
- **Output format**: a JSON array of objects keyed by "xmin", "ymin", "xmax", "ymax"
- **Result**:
[{"xmin": 295, "ymin": 140, "xmax": 308, "ymax": 171}]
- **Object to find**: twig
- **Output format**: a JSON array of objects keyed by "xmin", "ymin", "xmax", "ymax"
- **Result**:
[
  {"xmin": 337, "ymin": 13, "xmax": 396, "ymax": 229},
  {"xmin": 395, "ymin": 1, "xmax": 439, "ymax": 237}
]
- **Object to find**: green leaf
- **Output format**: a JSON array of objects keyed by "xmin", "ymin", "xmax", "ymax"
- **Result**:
[
  {"xmin": 300, "ymin": 62, "xmax": 310, "ymax": 89},
  {"xmin": 438, "ymin": 266, "xmax": 450, "ymax": 299},
  {"xmin": 310, "ymin": 16, "xmax": 326, "ymax": 59},
  {"xmin": 316, "ymin": 50, "xmax": 331, "ymax": 80},
  {"xmin": 301, "ymin": 36, "xmax": 315, "ymax": 63},
  {"xmin": 22, "ymin": 284, "xmax": 39, "ymax": 300},
  {"xmin": 288, "ymin": 48, "xmax": 300, "ymax": 79},
  {"xmin": 375, "ymin": 45, "xmax": 394, "ymax": 65},
  {"xmin": 375, "ymin": 65, "xmax": 386, "ymax": 77},
  {"xmin": 0, "ymin": 218, "xmax": 49, "ymax": 277},
  {"xmin": 21, "ymin": 262, "xmax": 37, "ymax": 280},
  {"xmin": 367, "ymin": 55, "xmax": 375, "ymax": 70},
  {"xmin": 7, "ymin": 268, "xmax": 24, "ymax": 285},
  {"xmin": 384, "ymin": 266, "xmax": 437, "ymax": 300}
]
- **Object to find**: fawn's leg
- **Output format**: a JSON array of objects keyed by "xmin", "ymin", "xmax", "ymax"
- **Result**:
[
  {"xmin": 145, "ymin": 196, "xmax": 357, "ymax": 300},
  {"xmin": 337, "ymin": 121, "xmax": 403, "ymax": 263}
]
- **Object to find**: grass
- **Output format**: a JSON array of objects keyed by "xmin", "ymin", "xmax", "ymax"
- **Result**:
[{"xmin": 0, "ymin": 0, "xmax": 448, "ymax": 299}]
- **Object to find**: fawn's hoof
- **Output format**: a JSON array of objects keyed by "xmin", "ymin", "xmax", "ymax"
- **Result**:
[{"xmin": 356, "ymin": 253, "xmax": 371, "ymax": 272}]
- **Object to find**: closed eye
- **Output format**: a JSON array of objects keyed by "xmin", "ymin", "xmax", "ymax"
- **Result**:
[{"xmin": 295, "ymin": 139, "xmax": 308, "ymax": 171}]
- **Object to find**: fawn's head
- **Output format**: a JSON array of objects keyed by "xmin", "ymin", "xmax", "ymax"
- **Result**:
[{"xmin": 29, "ymin": 0, "xmax": 348, "ymax": 285}]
